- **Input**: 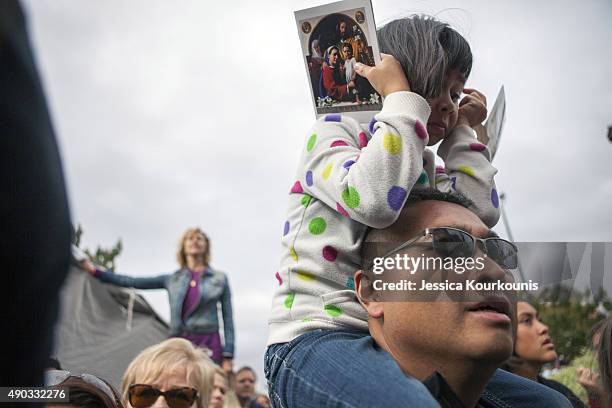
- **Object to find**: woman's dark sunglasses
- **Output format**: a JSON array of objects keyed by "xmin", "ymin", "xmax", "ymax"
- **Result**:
[
  {"xmin": 129, "ymin": 384, "xmax": 198, "ymax": 408},
  {"xmin": 369, "ymin": 226, "xmax": 518, "ymax": 270}
]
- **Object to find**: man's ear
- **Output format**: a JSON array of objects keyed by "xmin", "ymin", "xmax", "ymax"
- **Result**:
[{"xmin": 354, "ymin": 270, "xmax": 383, "ymax": 318}]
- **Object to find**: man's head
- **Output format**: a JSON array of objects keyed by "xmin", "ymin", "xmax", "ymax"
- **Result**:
[
  {"xmin": 355, "ymin": 189, "xmax": 516, "ymax": 379},
  {"xmin": 234, "ymin": 366, "xmax": 256, "ymax": 400},
  {"xmin": 338, "ymin": 20, "xmax": 348, "ymax": 37}
]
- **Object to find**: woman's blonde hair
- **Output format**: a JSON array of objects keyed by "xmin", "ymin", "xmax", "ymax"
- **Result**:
[
  {"xmin": 121, "ymin": 338, "xmax": 215, "ymax": 408},
  {"xmin": 176, "ymin": 227, "xmax": 210, "ymax": 268}
]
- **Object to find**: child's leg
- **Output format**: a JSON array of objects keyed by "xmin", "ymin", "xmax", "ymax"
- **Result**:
[{"xmin": 264, "ymin": 329, "xmax": 439, "ymax": 408}]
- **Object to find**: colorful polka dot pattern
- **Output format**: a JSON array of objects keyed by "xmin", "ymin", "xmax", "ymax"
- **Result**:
[
  {"xmin": 451, "ymin": 176, "xmax": 457, "ymax": 190},
  {"xmin": 283, "ymin": 221, "xmax": 289, "ymax": 236},
  {"xmin": 301, "ymin": 194, "xmax": 312, "ymax": 207},
  {"xmin": 368, "ymin": 117, "xmax": 377, "ymax": 134},
  {"xmin": 322, "ymin": 163, "xmax": 333, "ymax": 180},
  {"xmin": 322, "ymin": 245, "xmax": 338, "ymax": 261},
  {"xmin": 330, "ymin": 140, "xmax": 349, "ymax": 148},
  {"xmin": 435, "ymin": 166, "xmax": 446, "ymax": 174},
  {"xmin": 284, "ymin": 293, "xmax": 295, "ymax": 309},
  {"xmin": 342, "ymin": 187, "xmax": 360, "ymax": 208},
  {"xmin": 275, "ymin": 271, "xmax": 282, "ymax": 285},
  {"xmin": 383, "ymin": 133, "xmax": 402, "ymax": 154},
  {"xmin": 290, "ymin": 181, "xmax": 303, "ymax": 194},
  {"xmin": 308, "ymin": 217, "xmax": 327, "ymax": 235},
  {"xmin": 290, "ymin": 247, "xmax": 298, "ymax": 261},
  {"xmin": 297, "ymin": 270, "xmax": 316, "ymax": 281},
  {"xmin": 491, "ymin": 188, "xmax": 499, "ymax": 208},
  {"xmin": 343, "ymin": 159, "xmax": 355, "ymax": 170},
  {"xmin": 306, "ymin": 134, "xmax": 317, "ymax": 152},
  {"xmin": 415, "ymin": 119, "xmax": 428, "ymax": 140},
  {"xmin": 325, "ymin": 114, "xmax": 341, "ymax": 122},
  {"xmin": 305, "ymin": 170, "xmax": 314, "ymax": 186},
  {"xmin": 417, "ymin": 171, "xmax": 429, "ymax": 185},
  {"xmin": 387, "ymin": 186, "xmax": 407, "ymax": 211},
  {"xmin": 324, "ymin": 304, "xmax": 343, "ymax": 317},
  {"xmin": 359, "ymin": 132, "xmax": 368, "ymax": 148},
  {"xmin": 336, "ymin": 203, "xmax": 349, "ymax": 217},
  {"xmin": 457, "ymin": 165, "xmax": 476, "ymax": 177},
  {"xmin": 469, "ymin": 143, "xmax": 487, "ymax": 152},
  {"xmin": 346, "ymin": 277, "xmax": 355, "ymax": 290}
]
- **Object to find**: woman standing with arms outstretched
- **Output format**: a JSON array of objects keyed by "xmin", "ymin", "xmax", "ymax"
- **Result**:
[{"xmin": 83, "ymin": 227, "xmax": 235, "ymax": 373}]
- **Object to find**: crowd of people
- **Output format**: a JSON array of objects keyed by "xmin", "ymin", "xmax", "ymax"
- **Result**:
[
  {"xmin": 46, "ymin": 339, "xmax": 270, "ymax": 408},
  {"xmin": 4, "ymin": 0, "xmax": 611, "ymax": 406}
]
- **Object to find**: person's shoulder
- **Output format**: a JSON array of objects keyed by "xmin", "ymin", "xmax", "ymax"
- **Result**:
[
  {"xmin": 207, "ymin": 266, "xmax": 228, "ymax": 279},
  {"xmin": 249, "ymin": 400, "xmax": 264, "ymax": 408},
  {"xmin": 538, "ymin": 376, "xmax": 584, "ymax": 406},
  {"xmin": 167, "ymin": 268, "xmax": 187, "ymax": 280}
]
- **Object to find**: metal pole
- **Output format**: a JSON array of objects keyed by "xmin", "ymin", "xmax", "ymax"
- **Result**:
[{"xmin": 500, "ymin": 193, "xmax": 526, "ymax": 282}]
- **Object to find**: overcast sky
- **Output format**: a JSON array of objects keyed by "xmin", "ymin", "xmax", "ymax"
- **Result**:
[{"xmin": 22, "ymin": 0, "xmax": 612, "ymax": 390}]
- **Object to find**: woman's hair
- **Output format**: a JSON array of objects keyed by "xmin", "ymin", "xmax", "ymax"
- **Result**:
[
  {"xmin": 121, "ymin": 338, "xmax": 215, "ymax": 408},
  {"xmin": 597, "ymin": 318, "xmax": 612, "ymax": 407},
  {"xmin": 176, "ymin": 227, "xmax": 210, "ymax": 268},
  {"xmin": 62, "ymin": 376, "xmax": 123, "ymax": 408},
  {"xmin": 376, "ymin": 15, "xmax": 472, "ymax": 100}
]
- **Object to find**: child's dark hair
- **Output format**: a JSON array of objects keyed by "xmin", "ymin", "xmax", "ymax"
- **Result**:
[{"xmin": 376, "ymin": 15, "xmax": 472, "ymax": 100}]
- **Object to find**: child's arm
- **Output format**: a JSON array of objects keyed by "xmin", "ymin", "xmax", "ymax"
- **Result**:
[
  {"xmin": 435, "ymin": 89, "xmax": 500, "ymax": 227},
  {"xmin": 294, "ymin": 55, "xmax": 431, "ymax": 229}
]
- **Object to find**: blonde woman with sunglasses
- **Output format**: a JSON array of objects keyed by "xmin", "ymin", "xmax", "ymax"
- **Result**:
[{"xmin": 122, "ymin": 338, "xmax": 216, "ymax": 408}]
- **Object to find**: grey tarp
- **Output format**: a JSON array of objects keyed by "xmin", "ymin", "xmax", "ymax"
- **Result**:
[{"xmin": 52, "ymin": 264, "xmax": 169, "ymax": 390}]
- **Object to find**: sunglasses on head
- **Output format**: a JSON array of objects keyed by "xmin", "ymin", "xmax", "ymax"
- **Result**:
[
  {"xmin": 370, "ymin": 226, "xmax": 518, "ymax": 270},
  {"xmin": 129, "ymin": 384, "xmax": 198, "ymax": 408},
  {"xmin": 45, "ymin": 370, "xmax": 120, "ymax": 405}
]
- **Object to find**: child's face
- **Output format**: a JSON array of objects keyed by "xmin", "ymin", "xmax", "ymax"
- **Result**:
[
  {"xmin": 426, "ymin": 70, "xmax": 465, "ymax": 146},
  {"xmin": 344, "ymin": 46, "xmax": 352, "ymax": 59}
]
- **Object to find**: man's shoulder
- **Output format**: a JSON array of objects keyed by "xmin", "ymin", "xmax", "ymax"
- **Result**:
[{"xmin": 248, "ymin": 400, "xmax": 264, "ymax": 408}]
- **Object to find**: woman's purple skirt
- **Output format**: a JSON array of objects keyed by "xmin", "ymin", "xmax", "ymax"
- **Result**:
[{"xmin": 177, "ymin": 332, "xmax": 223, "ymax": 363}]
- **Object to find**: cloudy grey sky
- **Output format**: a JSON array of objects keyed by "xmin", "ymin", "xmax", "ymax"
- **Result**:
[{"xmin": 22, "ymin": 0, "xmax": 612, "ymax": 389}]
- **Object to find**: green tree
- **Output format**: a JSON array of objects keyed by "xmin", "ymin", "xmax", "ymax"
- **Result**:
[{"xmin": 73, "ymin": 223, "xmax": 122, "ymax": 271}]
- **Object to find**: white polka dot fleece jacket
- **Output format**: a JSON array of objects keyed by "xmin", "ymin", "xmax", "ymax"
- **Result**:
[{"xmin": 268, "ymin": 91, "xmax": 501, "ymax": 345}]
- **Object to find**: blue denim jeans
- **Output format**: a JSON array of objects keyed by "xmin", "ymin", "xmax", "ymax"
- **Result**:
[{"xmin": 264, "ymin": 329, "xmax": 572, "ymax": 408}]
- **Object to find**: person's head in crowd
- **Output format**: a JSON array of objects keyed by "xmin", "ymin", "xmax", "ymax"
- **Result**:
[
  {"xmin": 122, "ymin": 338, "xmax": 215, "ymax": 408},
  {"xmin": 234, "ymin": 367, "xmax": 257, "ymax": 405},
  {"xmin": 376, "ymin": 15, "xmax": 473, "ymax": 145},
  {"xmin": 343, "ymin": 43, "xmax": 353, "ymax": 60},
  {"xmin": 596, "ymin": 318, "xmax": 612, "ymax": 407},
  {"xmin": 355, "ymin": 188, "xmax": 517, "ymax": 408},
  {"xmin": 254, "ymin": 394, "xmax": 270, "ymax": 408},
  {"xmin": 208, "ymin": 365, "xmax": 227, "ymax": 408},
  {"xmin": 45, "ymin": 370, "xmax": 123, "ymax": 408},
  {"xmin": 337, "ymin": 20, "xmax": 349, "ymax": 38},
  {"xmin": 177, "ymin": 227, "xmax": 210, "ymax": 268},
  {"xmin": 501, "ymin": 301, "xmax": 586, "ymax": 407},
  {"xmin": 324, "ymin": 45, "xmax": 341, "ymax": 68},
  {"xmin": 47, "ymin": 357, "xmax": 62, "ymax": 371},
  {"xmin": 502, "ymin": 301, "xmax": 556, "ymax": 379}
]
